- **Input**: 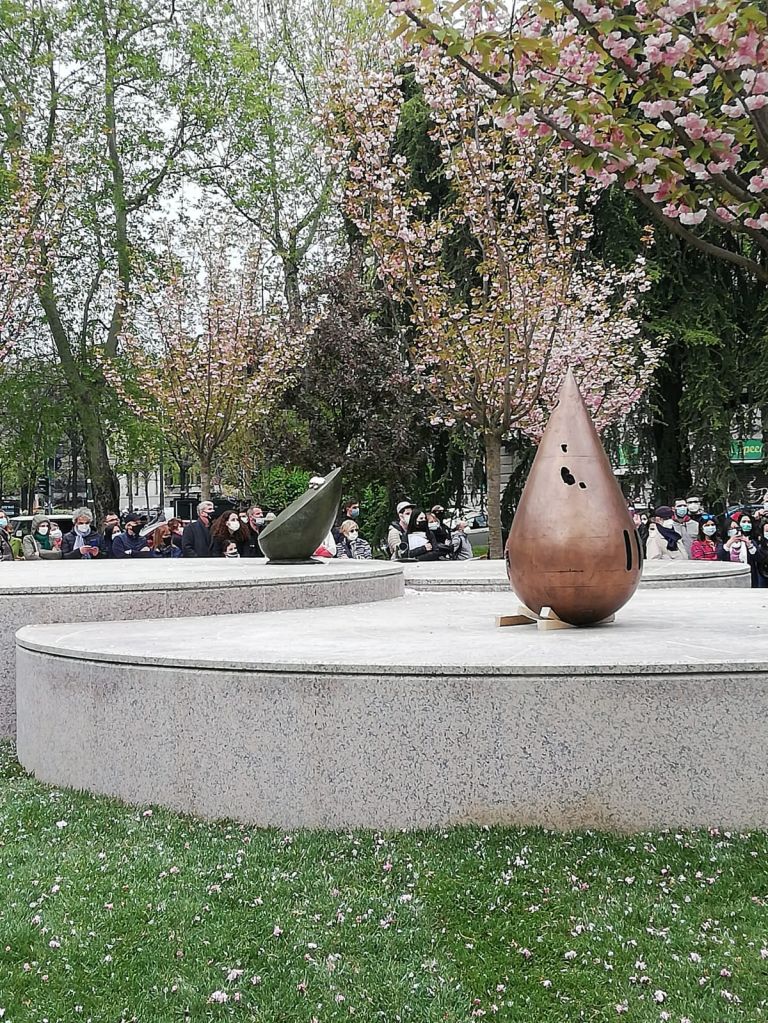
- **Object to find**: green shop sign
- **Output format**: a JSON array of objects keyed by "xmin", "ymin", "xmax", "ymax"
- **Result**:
[{"xmin": 730, "ymin": 438, "xmax": 764, "ymax": 462}]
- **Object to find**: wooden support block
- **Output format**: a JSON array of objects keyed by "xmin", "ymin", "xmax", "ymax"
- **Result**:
[
  {"xmin": 496, "ymin": 604, "xmax": 539, "ymax": 628},
  {"xmin": 496, "ymin": 614, "xmax": 536, "ymax": 627},
  {"xmin": 537, "ymin": 606, "xmax": 575, "ymax": 631}
]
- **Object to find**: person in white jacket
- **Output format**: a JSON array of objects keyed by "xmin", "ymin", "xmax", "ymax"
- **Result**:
[{"xmin": 645, "ymin": 505, "xmax": 688, "ymax": 560}]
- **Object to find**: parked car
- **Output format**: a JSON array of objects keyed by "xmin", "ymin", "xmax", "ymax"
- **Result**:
[{"xmin": 9, "ymin": 514, "xmax": 75, "ymax": 538}]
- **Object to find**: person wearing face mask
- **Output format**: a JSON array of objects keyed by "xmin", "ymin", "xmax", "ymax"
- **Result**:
[
  {"xmin": 333, "ymin": 498, "xmax": 361, "ymax": 544},
  {"xmin": 181, "ymin": 501, "xmax": 215, "ymax": 557},
  {"xmin": 404, "ymin": 509, "xmax": 441, "ymax": 561},
  {"xmin": 628, "ymin": 508, "xmax": 649, "ymax": 558},
  {"xmin": 150, "ymin": 523, "xmax": 182, "ymax": 558},
  {"xmin": 448, "ymin": 519, "xmax": 474, "ymax": 560},
  {"xmin": 387, "ymin": 501, "xmax": 414, "ymax": 559},
  {"xmin": 112, "ymin": 513, "xmax": 152, "ymax": 558},
  {"xmin": 690, "ymin": 514, "xmax": 720, "ymax": 561},
  {"xmin": 211, "ymin": 511, "xmax": 250, "ymax": 558},
  {"xmin": 22, "ymin": 514, "xmax": 63, "ymax": 561},
  {"xmin": 166, "ymin": 517, "xmax": 184, "ymax": 552},
  {"xmin": 0, "ymin": 512, "xmax": 15, "ymax": 561},
  {"xmin": 49, "ymin": 523, "xmax": 63, "ymax": 550},
  {"xmin": 645, "ymin": 505, "xmax": 688, "ymax": 560},
  {"xmin": 242, "ymin": 504, "xmax": 265, "ymax": 557},
  {"xmin": 723, "ymin": 511, "xmax": 758, "ymax": 584},
  {"xmin": 426, "ymin": 511, "xmax": 452, "ymax": 558},
  {"xmin": 61, "ymin": 508, "xmax": 104, "ymax": 559},
  {"xmin": 685, "ymin": 495, "xmax": 705, "ymax": 522},
  {"xmin": 335, "ymin": 518, "xmax": 372, "ymax": 560},
  {"xmin": 101, "ymin": 513, "xmax": 121, "ymax": 558},
  {"xmin": 671, "ymin": 498, "xmax": 698, "ymax": 556}
]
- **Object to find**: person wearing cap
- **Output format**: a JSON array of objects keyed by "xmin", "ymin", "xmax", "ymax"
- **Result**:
[
  {"xmin": 112, "ymin": 513, "xmax": 152, "ymax": 559},
  {"xmin": 690, "ymin": 514, "xmax": 720, "ymax": 561},
  {"xmin": 387, "ymin": 501, "xmax": 414, "ymax": 559},
  {"xmin": 22, "ymin": 514, "xmax": 62, "ymax": 561},
  {"xmin": 645, "ymin": 505, "xmax": 688, "ymax": 560}
]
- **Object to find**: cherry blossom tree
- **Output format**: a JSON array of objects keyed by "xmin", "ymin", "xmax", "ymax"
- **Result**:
[
  {"xmin": 397, "ymin": 0, "xmax": 768, "ymax": 282},
  {"xmin": 106, "ymin": 227, "xmax": 308, "ymax": 500},
  {"xmin": 324, "ymin": 49, "xmax": 661, "ymax": 557},
  {"xmin": 0, "ymin": 158, "xmax": 46, "ymax": 359}
]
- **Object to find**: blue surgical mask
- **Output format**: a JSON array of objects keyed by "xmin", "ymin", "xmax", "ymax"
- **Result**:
[
  {"xmin": 675, "ymin": 505, "xmax": 687, "ymax": 518},
  {"xmin": 703, "ymin": 524, "xmax": 717, "ymax": 536},
  {"xmin": 741, "ymin": 522, "xmax": 752, "ymax": 533},
  {"xmin": 0, "ymin": 518, "xmax": 7, "ymax": 528},
  {"xmin": 349, "ymin": 508, "xmax": 360, "ymax": 519}
]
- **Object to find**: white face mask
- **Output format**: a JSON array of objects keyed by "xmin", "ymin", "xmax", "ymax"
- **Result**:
[
  {"xmin": 227, "ymin": 520, "xmax": 240, "ymax": 532},
  {"xmin": 37, "ymin": 526, "xmax": 49, "ymax": 535},
  {"xmin": 428, "ymin": 522, "xmax": 439, "ymax": 531},
  {"xmin": 50, "ymin": 528, "xmax": 62, "ymax": 539},
  {"xmin": 688, "ymin": 502, "xmax": 701, "ymax": 513},
  {"xmin": 703, "ymin": 525, "xmax": 716, "ymax": 536},
  {"xmin": 661, "ymin": 519, "xmax": 674, "ymax": 529},
  {"xmin": 347, "ymin": 530, "xmax": 359, "ymax": 540},
  {"xmin": 76, "ymin": 523, "xmax": 90, "ymax": 535},
  {"xmin": 402, "ymin": 511, "xmax": 411, "ymax": 523}
]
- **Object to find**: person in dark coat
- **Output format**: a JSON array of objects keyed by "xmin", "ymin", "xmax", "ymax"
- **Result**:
[
  {"xmin": 181, "ymin": 501, "xmax": 215, "ymax": 558},
  {"xmin": 211, "ymin": 510, "xmax": 250, "ymax": 558},
  {"xmin": 242, "ymin": 504, "xmax": 265, "ymax": 557},
  {"xmin": 101, "ymin": 512, "xmax": 121, "ymax": 558},
  {"xmin": 151, "ymin": 523, "xmax": 182, "ymax": 558},
  {"xmin": 112, "ymin": 513, "xmax": 153, "ymax": 559},
  {"xmin": 61, "ymin": 507, "xmax": 105, "ymax": 559}
]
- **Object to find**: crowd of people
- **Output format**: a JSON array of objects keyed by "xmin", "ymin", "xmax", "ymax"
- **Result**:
[
  {"xmin": 0, "ymin": 496, "xmax": 475, "ymax": 565},
  {"xmin": 631, "ymin": 495, "xmax": 768, "ymax": 588}
]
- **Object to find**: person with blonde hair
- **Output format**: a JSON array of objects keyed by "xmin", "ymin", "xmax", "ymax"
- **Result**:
[{"xmin": 335, "ymin": 518, "xmax": 372, "ymax": 560}]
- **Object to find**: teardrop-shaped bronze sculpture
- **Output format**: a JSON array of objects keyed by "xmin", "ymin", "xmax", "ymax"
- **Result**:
[{"xmin": 505, "ymin": 370, "xmax": 642, "ymax": 626}]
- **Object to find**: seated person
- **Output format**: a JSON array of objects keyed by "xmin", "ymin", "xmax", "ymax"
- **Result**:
[
  {"xmin": 335, "ymin": 519, "xmax": 372, "ymax": 559},
  {"xmin": 112, "ymin": 513, "xmax": 152, "ymax": 558},
  {"xmin": 22, "ymin": 514, "xmax": 62, "ymax": 561},
  {"xmin": 61, "ymin": 508, "xmax": 104, "ymax": 559}
]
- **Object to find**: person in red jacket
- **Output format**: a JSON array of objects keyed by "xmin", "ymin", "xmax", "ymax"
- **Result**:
[{"xmin": 690, "ymin": 514, "xmax": 720, "ymax": 561}]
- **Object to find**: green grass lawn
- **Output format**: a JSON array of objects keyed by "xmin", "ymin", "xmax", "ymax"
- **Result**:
[{"xmin": 2, "ymin": 740, "xmax": 767, "ymax": 1022}]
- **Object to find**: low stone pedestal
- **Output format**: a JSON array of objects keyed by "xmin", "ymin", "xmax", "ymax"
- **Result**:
[
  {"xmin": 0, "ymin": 559, "xmax": 402, "ymax": 737},
  {"xmin": 16, "ymin": 588, "xmax": 768, "ymax": 831}
]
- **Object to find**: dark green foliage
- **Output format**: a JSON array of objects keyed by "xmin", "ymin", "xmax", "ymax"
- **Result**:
[{"xmin": 592, "ymin": 188, "xmax": 767, "ymax": 504}]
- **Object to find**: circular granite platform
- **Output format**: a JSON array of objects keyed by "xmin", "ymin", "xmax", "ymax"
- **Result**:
[
  {"xmin": 403, "ymin": 558, "xmax": 750, "ymax": 590},
  {"xmin": 16, "ymin": 588, "xmax": 768, "ymax": 832},
  {"xmin": 0, "ymin": 559, "xmax": 402, "ymax": 737}
]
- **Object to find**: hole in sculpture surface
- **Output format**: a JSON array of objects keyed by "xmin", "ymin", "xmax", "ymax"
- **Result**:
[
  {"xmin": 623, "ymin": 529, "xmax": 633, "ymax": 571},
  {"xmin": 579, "ymin": 482, "xmax": 587, "ymax": 489},
  {"xmin": 561, "ymin": 444, "xmax": 568, "ymax": 452},
  {"xmin": 560, "ymin": 466, "xmax": 576, "ymax": 486}
]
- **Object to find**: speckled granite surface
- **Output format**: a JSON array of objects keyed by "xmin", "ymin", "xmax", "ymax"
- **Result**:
[
  {"xmin": 15, "ymin": 589, "xmax": 768, "ymax": 831},
  {"xmin": 403, "ymin": 558, "xmax": 750, "ymax": 591},
  {"xmin": 0, "ymin": 560, "xmax": 402, "ymax": 737}
]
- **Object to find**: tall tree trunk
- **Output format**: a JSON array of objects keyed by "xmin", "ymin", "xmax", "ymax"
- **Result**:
[
  {"xmin": 200, "ymin": 457, "xmax": 211, "ymax": 502},
  {"xmin": 38, "ymin": 282, "xmax": 120, "ymax": 520},
  {"xmin": 651, "ymin": 342, "xmax": 691, "ymax": 502},
  {"xmin": 484, "ymin": 430, "xmax": 503, "ymax": 559},
  {"xmin": 144, "ymin": 474, "xmax": 150, "ymax": 514}
]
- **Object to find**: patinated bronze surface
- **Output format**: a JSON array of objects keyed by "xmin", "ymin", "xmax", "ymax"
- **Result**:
[
  {"xmin": 259, "ymin": 467, "xmax": 343, "ymax": 563},
  {"xmin": 505, "ymin": 371, "xmax": 642, "ymax": 626}
]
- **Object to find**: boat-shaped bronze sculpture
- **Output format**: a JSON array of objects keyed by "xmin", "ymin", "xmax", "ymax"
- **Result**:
[
  {"xmin": 504, "ymin": 370, "xmax": 642, "ymax": 628},
  {"xmin": 259, "ymin": 467, "xmax": 343, "ymax": 563}
]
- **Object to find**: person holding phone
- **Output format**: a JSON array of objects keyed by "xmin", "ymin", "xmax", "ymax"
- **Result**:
[{"xmin": 60, "ymin": 508, "xmax": 104, "ymax": 560}]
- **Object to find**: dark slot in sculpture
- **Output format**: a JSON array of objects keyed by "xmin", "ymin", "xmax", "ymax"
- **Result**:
[
  {"xmin": 259, "ymin": 467, "xmax": 343, "ymax": 563},
  {"xmin": 505, "ymin": 370, "xmax": 642, "ymax": 626}
]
